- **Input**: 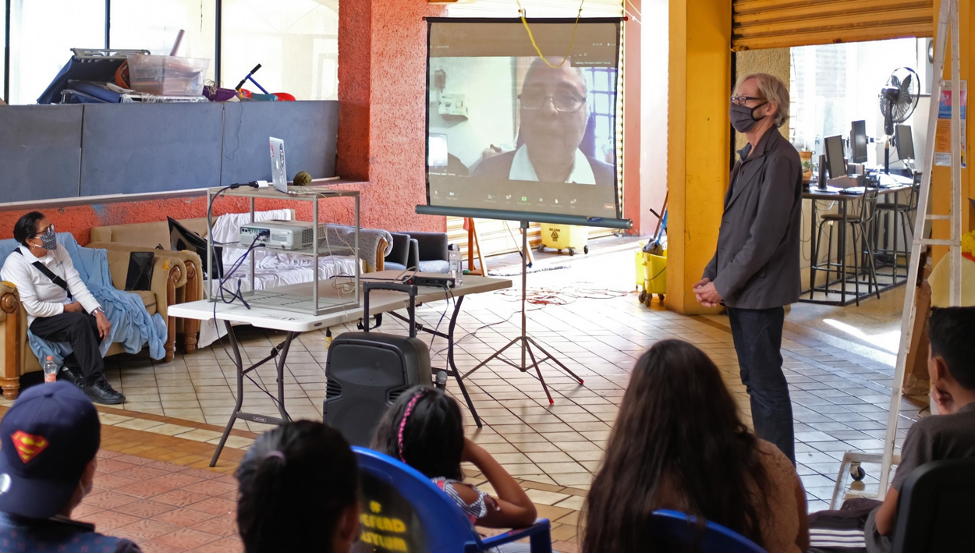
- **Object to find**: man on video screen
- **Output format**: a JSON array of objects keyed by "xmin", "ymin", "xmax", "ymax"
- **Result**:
[{"xmin": 472, "ymin": 58, "xmax": 615, "ymax": 186}]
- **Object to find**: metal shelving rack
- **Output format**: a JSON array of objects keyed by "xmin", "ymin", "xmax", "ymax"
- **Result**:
[{"xmin": 205, "ymin": 186, "xmax": 361, "ymax": 316}]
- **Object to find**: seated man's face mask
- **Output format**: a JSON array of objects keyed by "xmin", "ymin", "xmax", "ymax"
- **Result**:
[{"xmin": 38, "ymin": 225, "xmax": 57, "ymax": 251}]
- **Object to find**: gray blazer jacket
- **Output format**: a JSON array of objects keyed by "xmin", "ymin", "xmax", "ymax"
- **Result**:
[{"xmin": 703, "ymin": 127, "xmax": 803, "ymax": 309}]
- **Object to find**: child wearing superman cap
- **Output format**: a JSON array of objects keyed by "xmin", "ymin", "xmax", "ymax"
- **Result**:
[{"xmin": 0, "ymin": 382, "xmax": 140, "ymax": 553}]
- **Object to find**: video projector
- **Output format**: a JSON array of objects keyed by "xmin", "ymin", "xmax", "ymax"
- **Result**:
[{"xmin": 239, "ymin": 220, "xmax": 323, "ymax": 250}]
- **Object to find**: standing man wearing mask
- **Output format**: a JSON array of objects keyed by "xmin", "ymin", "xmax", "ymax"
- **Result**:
[
  {"xmin": 694, "ymin": 73, "xmax": 802, "ymax": 464},
  {"xmin": 1, "ymin": 212, "xmax": 124, "ymax": 404}
]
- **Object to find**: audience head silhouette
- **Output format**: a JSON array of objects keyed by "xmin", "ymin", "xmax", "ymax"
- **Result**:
[
  {"xmin": 582, "ymin": 340, "xmax": 771, "ymax": 551},
  {"xmin": 928, "ymin": 306, "xmax": 975, "ymax": 390},
  {"xmin": 0, "ymin": 381, "xmax": 100, "ymax": 519},
  {"xmin": 236, "ymin": 420, "xmax": 360, "ymax": 553},
  {"xmin": 371, "ymin": 386, "xmax": 465, "ymax": 480},
  {"xmin": 0, "ymin": 382, "xmax": 142, "ymax": 552}
]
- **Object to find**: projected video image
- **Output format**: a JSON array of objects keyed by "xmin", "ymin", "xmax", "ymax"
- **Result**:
[
  {"xmin": 426, "ymin": 19, "xmax": 621, "ymax": 219},
  {"xmin": 429, "ymin": 56, "xmax": 617, "ymax": 186}
]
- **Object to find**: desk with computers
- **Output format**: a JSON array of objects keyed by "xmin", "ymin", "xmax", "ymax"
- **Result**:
[{"xmin": 802, "ymin": 122, "xmax": 919, "ymax": 306}]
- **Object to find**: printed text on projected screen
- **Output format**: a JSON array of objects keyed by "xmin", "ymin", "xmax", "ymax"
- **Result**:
[{"xmin": 426, "ymin": 19, "xmax": 622, "ymax": 221}]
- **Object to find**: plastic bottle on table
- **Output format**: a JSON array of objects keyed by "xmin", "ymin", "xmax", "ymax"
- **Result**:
[
  {"xmin": 448, "ymin": 244, "xmax": 463, "ymax": 287},
  {"xmin": 43, "ymin": 355, "xmax": 58, "ymax": 383}
]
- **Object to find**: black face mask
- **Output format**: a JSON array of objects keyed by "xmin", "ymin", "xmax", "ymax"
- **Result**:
[{"xmin": 729, "ymin": 102, "xmax": 767, "ymax": 133}]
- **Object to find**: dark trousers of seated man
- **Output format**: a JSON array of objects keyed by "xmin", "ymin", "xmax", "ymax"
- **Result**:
[{"xmin": 29, "ymin": 312, "xmax": 105, "ymax": 387}]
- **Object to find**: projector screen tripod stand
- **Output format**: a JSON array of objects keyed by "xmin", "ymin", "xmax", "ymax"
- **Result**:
[{"xmin": 460, "ymin": 221, "xmax": 584, "ymax": 406}]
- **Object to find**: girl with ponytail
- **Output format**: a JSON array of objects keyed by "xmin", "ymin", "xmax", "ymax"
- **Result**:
[
  {"xmin": 236, "ymin": 420, "xmax": 361, "ymax": 552},
  {"xmin": 372, "ymin": 386, "xmax": 537, "ymax": 530}
]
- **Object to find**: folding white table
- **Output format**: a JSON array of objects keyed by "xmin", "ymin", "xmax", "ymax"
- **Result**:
[{"xmin": 168, "ymin": 272, "xmax": 511, "ymax": 465}]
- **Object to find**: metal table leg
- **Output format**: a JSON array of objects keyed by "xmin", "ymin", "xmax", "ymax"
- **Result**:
[
  {"xmin": 209, "ymin": 321, "xmax": 294, "ymax": 467},
  {"xmin": 840, "ymin": 200, "xmax": 848, "ymax": 304},
  {"xmin": 445, "ymin": 296, "xmax": 481, "ymax": 427},
  {"xmin": 389, "ymin": 296, "xmax": 481, "ymax": 427}
]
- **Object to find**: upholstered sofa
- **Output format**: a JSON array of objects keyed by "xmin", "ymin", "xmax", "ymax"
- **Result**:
[
  {"xmin": 90, "ymin": 220, "xmax": 208, "ymax": 354},
  {"xmin": 0, "ymin": 245, "xmax": 188, "ymax": 400}
]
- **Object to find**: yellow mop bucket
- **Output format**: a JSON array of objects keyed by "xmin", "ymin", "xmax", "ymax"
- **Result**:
[{"xmin": 635, "ymin": 245, "xmax": 666, "ymax": 305}]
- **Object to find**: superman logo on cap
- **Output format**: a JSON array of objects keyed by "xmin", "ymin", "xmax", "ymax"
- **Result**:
[{"xmin": 11, "ymin": 431, "xmax": 49, "ymax": 463}]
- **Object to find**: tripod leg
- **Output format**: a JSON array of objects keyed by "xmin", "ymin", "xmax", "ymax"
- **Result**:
[
  {"xmin": 526, "ymin": 337, "xmax": 584, "ymax": 384},
  {"xmin": 523, "ymin": 338, "xmax": 554, "ymax": 405},
  {"xmin": 461, "ymin": 336, "xmax": 521, "ymax": 380}
]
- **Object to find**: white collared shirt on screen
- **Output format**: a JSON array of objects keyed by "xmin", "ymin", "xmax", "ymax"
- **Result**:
[{"xmin": 508, "ymin": 145, "xmax": 597, "ymax": 185}]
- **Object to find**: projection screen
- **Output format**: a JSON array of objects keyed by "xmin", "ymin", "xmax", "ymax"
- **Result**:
[{"xmin": 421, "ymin": 18, "xmax": 628, "ymax": 228}]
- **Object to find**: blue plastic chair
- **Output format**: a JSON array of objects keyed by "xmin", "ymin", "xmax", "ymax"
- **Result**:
[
  {"xmin": 648, "ymin": 510, "xmax": 766, "ymax": 553},
  {"xmin": 352, "ymin": 446, "xmax": 552, "ymax": 552}
]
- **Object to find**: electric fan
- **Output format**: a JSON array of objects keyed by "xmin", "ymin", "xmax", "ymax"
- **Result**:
[{"xmin": 879, "ymin": 67, "xmax": 920, "ymax": 173}]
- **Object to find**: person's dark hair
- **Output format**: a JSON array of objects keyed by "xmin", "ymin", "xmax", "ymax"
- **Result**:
[
  {"xmin": 371, "ymin": 385, "xmax": 465, "ymax": 480},
  {"xmin": 13, "ymin": 211, "xmax": 45, "ymax": 246},
  {"xmin": 236, "ymin": 420, "xmax": 359, "ymax": 553},
  {"xmin": 929, "ymin": 306, "xmax": 975, "ymax": 389},
  {"xmin": 581, "ymin": 340, "xmax": 771, "ymax": 552}
]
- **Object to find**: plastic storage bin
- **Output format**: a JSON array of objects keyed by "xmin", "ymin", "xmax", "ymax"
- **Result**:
[
  {"xmin": 126, "ymin": 54, "xmax": 210, "ymax": 96},
  {"xmin": 538, "ymin": 224, "xmax": 589, "ymax": 256}
]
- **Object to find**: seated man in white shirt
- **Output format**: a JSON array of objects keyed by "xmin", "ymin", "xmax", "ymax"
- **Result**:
[{"xmin": 1, "ymin": 212, "xmax": 124, "ymax": 404}]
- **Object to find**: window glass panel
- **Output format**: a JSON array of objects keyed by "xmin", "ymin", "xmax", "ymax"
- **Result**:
[
  {"xmin": 221, "ymin": 0, "xmax": 339, "ymax": 100},
  {"xmin": 110, "ymin": 0, "xmax": 217, "ymax": 83},
  {"xmin": 8, "ymin": 0, "xmax": 105, "ymax": 104},
  {"xmin": 595, "ymin": 92, "xmax": 609, "ymax": 114},
  {"xmin": 789, "ymin": 38, "xmax": 923, "ymax": 167}
]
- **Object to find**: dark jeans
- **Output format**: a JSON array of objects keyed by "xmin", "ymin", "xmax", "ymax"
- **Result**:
[
  {"xmin": 727, "ymin": 306, "xmax": 795, "ymax": 465},
  {"xmin": 30, "ymin": 312, "xmax": 104, "ymax": 387}
]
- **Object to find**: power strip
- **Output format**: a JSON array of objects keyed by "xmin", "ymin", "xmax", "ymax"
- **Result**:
[{"xmin": 404, "ymin": 275, "xmax": 456, "ymax": 289}]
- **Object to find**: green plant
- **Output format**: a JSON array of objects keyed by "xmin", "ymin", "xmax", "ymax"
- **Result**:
[{"xmin": 802, "ymin": 160, "xmax": 814, "ymax": 171}]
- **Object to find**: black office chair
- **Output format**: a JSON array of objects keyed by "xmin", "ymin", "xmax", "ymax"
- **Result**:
[
  {"xmin": 873, "ymin": 173, "xmax": 921, "ymax": 281},
  {"xmin": 811, "ymin": 187, "xmax": 881, "ymax": 305},
  {"xmin": 892, "ymin": 458, "xmax": 974, "ymax": 553}
]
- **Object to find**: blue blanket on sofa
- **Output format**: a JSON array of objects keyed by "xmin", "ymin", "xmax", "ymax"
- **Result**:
[{"xmin": 0, "ymin": 233, "xmax": 167, "ymax": 368}]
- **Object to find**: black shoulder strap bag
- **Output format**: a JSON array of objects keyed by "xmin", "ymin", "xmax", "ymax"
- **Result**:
[{"xmin": 13, "ymin": 249, "xmax": 74, "ymax": 300}]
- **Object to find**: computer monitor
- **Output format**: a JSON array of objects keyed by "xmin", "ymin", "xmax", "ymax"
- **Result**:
[
  {"xmin": 824, "ymin": 135, "xmax": 847, "ymax": 179},
  {"xmin": 850, "ymin": 120, "xmax": 868, "ymax": 164},
  {"xmin": 895, "ymin": 124, "xmax": 914, "ymax": 161}
]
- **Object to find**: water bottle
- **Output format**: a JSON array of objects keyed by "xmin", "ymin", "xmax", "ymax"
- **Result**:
[
  {"xmin": 43, "ymin": 355, "xmax": 58, "ymax": 383},
  {"xmin": 448, "ymin": 245, "xmax": 463, "ymax": 287}
]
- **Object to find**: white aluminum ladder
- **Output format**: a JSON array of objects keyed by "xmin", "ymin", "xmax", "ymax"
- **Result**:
[{"xmin": 829, "ymin": 0, "xmax": 966, "ymax": 508}]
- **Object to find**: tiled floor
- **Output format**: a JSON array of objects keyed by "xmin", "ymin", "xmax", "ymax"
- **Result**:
[{"xmin": 0, "ymin": 243, "xmax": 921, "ymax": 552}]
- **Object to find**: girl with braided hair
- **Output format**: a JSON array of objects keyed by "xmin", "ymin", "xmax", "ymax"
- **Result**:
[{"xmin": 372, "ymin": 386, "xmax": 537, "ymax": 530}]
